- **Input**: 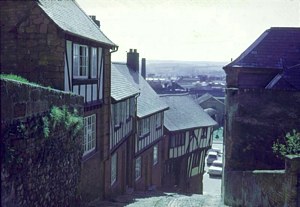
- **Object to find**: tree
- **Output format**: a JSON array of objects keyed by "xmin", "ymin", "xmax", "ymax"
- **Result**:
[{"xmin": 272, "ymin": 129, "xmax": 300, "ymax": 158}]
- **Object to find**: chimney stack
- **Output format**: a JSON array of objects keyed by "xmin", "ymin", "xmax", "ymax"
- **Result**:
[
  {"xmin": 141, "ymin": 58, "xmax": 146, "ymax": 79},
  {"xmin": 89, "ymin": 15, "xmax": 100, "ymax": 28},
  {"xmin": 127, "ymin": 49, "xmax": 139, "ymax": 72}
]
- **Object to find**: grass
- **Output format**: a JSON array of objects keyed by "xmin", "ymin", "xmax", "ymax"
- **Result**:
[{"xmin": 0, "ymin": 74, "xmax": 30, "ymax": 84}]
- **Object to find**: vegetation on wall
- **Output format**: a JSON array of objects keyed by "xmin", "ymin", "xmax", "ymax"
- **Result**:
[
  {"xmin": 1, "ymin": 106, "xmax": 83, "ymax": 165},
  {"xmin": 0, "ymin": 73, "xmax": 30, "ymax": 83},
  {"xmin": 272, "ymin": 129, "xmax": 300, "ymax": 158}
]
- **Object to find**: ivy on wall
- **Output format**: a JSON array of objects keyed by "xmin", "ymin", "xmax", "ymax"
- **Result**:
[{"xmin": 1, "ymin": 106, "xmax": 83, "ymax": 166}]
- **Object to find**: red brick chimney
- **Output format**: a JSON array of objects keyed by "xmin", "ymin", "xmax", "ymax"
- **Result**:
[{"xmin": 127, "ymin": 49, "xmax": 139, "ymax": 72}]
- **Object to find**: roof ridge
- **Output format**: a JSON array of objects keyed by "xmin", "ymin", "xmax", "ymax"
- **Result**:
[
  {"xmin": 225, "ymin": 29, "xmax": 270, "ymax": 68},
  {"xmin": 73, "ymin": 0, "xmax": 117, "ymax": 47},
  {"xmin": 159, "ymin": 93, "xmax": 189, "ymax": 97}
]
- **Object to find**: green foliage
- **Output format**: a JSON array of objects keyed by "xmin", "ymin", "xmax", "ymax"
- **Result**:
[
  {"xmin": 43, "ymin": 106, "xmax": 83, "ymax": 138},
  {"xmin": 272, "ymin": 129, "xmax": 300, "ymax": 158},
  {"xmin": 0, "ymin": 73, "xmax": 29, "ymax": 83}
]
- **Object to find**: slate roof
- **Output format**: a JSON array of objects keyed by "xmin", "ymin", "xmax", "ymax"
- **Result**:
[
  {"xmin": 113, "ymin": 63, "xmax": 168, "ymax": 118},
  {"xmin": 159, "ymin": 94, "xmax": 217, "ymax": 132},
  {"xmin": 266, "ymin": 64, "xmax": 300, "ymax": 90},
  {"xmin": 196, "ymin": 93, "xmax": 223, "ymax": 105},
  {"xmin": 38, "ymin": 0, "xmax": 116, "ymax": 47},
  {"xmin": 111, "ymin": 64, "xmax": 139, "ymax": 101},
  {"xmin": 225, "ymin": 27, "xmax": 300, "ymax": 69}
]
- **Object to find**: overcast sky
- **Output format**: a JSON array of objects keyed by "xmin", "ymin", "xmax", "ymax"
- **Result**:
[{"xmin": 76, "ymin": 0, "xmax": 300, "ymax": 62}]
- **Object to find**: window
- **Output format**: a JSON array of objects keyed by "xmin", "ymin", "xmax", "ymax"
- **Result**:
[
  {"xmin": 135, "ymin": 157, "xmax": 141, "ymax": 180},
  {"xmin": 170, "ymin": 132, "xmax": 185, "ymax": 148},
  {"xmin": 153, "ymin": 145, "xmax": 158, "ymax": 165},
  {"xmin": 201, "ymin": 127, "xmax": 208, "ymax": 139},
  {"xmin": 83, "ymin": 114, "xmax": 96, "ymax": 155},
  {"xmin": 114, "ymin": 103, "xmax": 122, "ymax": 127},
  {"xmin": 111, "ymin": 153, "xmax": 117, "ymax": 185},
  {"xmin": 155, "ymin": 113, "xmax": 161, "ymax": 128},
  {"xmin": 91, "ymin": 47, "xmax": 97, "ymax": 78},
  {"xmin": 73, "ymin": 44, "xmax": 89, "ymax": 78},
  {"xmin": 139, "ymin": 118, "xmax": 150, "ymax": 136},
  {"xmin": 125, "ymin": 99, "xmax": 130, "ymax": 119}
]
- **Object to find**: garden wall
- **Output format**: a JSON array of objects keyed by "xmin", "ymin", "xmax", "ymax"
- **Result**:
[
  {"xmin": 1, "ymin": 79, "xmax": 84, "ymax": 206},
  {"xmin": 223, "ymin": 155, "xmax": 300, "ymax": 207}
]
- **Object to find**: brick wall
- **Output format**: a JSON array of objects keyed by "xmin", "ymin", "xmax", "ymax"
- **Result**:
[
  {"xmin": 0, "ymin": 2, "xmax": 65, "ymax": 90},
  {"xmin": 1, "ymin": 79, "xmax": 84, "ymax": 206}
]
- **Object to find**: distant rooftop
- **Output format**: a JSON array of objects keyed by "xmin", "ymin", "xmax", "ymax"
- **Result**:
[
  {"xmin": 159, "ymin": 94, "xmax": 217, "ymax": 132},
  {"xmin": 225, "ymin": 27, "xmax": 300, "ymax": 69}
]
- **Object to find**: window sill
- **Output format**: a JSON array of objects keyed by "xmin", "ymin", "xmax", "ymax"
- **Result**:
[
  {"xmin": 82, "ymin": 148, "xmax": 96, "ymax": 161},
  {"xmin": 139, "ymin": 132, "xmax": 150, "ymax": 139},
  {"xmin": 156, "ymin": 126, "xmax": 162, "ymax": 131},
  {"xmin": 114, "ymin": 122, "xmax": 123, "ymax": 131}
]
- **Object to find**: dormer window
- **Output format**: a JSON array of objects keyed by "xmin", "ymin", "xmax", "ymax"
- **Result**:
[{"xmin": 73, "ymin": 44, "xmax": 89, "ymax": 78}]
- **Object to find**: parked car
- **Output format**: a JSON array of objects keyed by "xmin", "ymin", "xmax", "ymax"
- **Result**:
[
  {"xmin": 208, "ymin": 160, "xmax": 223, "ymax": 176},
  {"xmin": 207, "ymin": 148, "xmax": 222, "ymax": 157},
  {"xmin": 206, "ymin": 151, "xmax": 218, "ymax": 165}
]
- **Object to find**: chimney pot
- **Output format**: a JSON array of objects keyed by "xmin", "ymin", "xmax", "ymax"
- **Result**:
[{"xmin": 127, "ymin": 48, "xmax": 139, "ymax": 72}]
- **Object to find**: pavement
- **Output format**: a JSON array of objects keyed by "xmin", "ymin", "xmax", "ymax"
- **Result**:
[
  {"xmin": 85, "ymin": 140, "xmax": 227, "ymax": 207},
  {"xmin": 85, "ymin": 191, "xmax": 229, "ymax": 207}
]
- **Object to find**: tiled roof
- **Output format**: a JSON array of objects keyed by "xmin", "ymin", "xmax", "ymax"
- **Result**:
[
  {"xmin": 38, "ymin": 0, "xmax": 116, "ymax": 47},
  {"xmin": 113, "ymin": 63, "xmax": 168, "ymax": 118},
  {"xmin": 159, "ymin": 94, "xmax": 217, "ymax": 132},
  {"xmin": 225, "ymin": 27, "xmax": 300, "ymax": 69},
  {"xmin": 111, "ymin": 64, "xmax": 139, "ymax": 101},
  {"xmin": 266, "ymin": 64, "xmax": 300, "ymax": 90}
]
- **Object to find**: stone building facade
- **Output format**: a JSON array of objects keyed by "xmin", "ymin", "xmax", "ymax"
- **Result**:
[
  {"xmin": 1, "ymin": 0, "xmax": 117, "ymax": 203},
  {"xmin": 223, "ymin": 27, "xmax": 300, "ymax": 206}
]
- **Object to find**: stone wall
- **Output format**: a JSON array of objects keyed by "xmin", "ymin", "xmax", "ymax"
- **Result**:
[
  {"xmin": 1, "ymin": 79, "xmax": 84, "ymax": 206},
  {"xmin": 0, "ymin": 2, "xmax": 65, "ymax": 90},
  {"xmin": 224, "ymin": 88, "xmax": 300, "ymax": 206},
  {"xmin": 223, "ymin": 155, "xmax": 300, "ymax": 207},
  {"xmin": 225, "ymin": 88, "xmax": 300, "ymax": 171}
]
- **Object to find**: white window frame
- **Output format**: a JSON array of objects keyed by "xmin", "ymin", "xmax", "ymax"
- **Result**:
[
  {"xmin": 111, "ymin": 153, "xmax": 117, "ymax": 185},
  {"xmin": 73, "ymin": 44, "xmax": 89, "ymax": 78},
  {"xmin": 83, "ymin": 114, "xmax": 96, "ymax": 155},
  {"xmin": 135, "ymin": 157, "xmax": 141, "ymax": 180},
  {"xmin": 153, "ymin": 144, "xmax": 158, "ymax": 165}
]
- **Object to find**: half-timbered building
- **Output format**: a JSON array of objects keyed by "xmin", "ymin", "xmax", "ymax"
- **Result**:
[
  {"xmin": 1, "ymin": 0, "xmax": 117, "ymax": 202},
  {"xmin": 112, "ymin": 49, "xmax": 169, "ymax": 191},
  {"xmin": 159, "ymin": 94, "xmax": 216, "ymax": 193},
  {"xmin": 107, "ymin": 63, "xmax": 139, "ymax": 197}
]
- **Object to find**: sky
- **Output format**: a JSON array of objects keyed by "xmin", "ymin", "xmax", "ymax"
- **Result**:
[{"xmin": 76, "ymin": 0, "xmax": 300, "ymax": 63}]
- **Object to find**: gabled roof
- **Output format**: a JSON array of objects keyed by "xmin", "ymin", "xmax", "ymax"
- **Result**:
[
  {"xmin": 196, "ymin": 93, "xmax": 224, "ymax": 105},
  {"xmin": 266, "ymin": 64, "xmax": 300, "ymax": 90},
  {"xmin": 111, "ymin": 64, "xmax": 139, "ymax": 101},
  {"xmin": 225, "ymin": 27, "xmax": 300, "ymax": 69},
  {"xmin": 112, "ymin": 63, "xmax": 168, "ymax": 118},
  {"xmin": 38, "ymin": 0, "xmax": 116, "ymax": 47},
  {"xmin": 159, "ymin": 94, "xmax": 217, "ymax": 132}
]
